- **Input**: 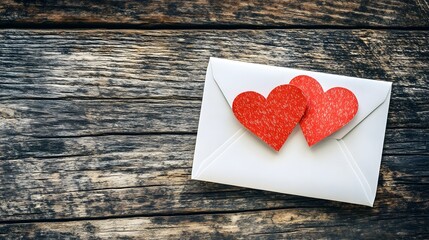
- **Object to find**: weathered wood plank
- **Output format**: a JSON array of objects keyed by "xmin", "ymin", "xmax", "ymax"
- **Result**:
[
  {"xmin": 1, "ymin": 207, "xmax": 428, "ymax": 239},
  {"xmin": 0, "ymin": 97, "xmax": 427, "ymax": 141},
  {"xmin": 0, "ymin": 30, "xmax": 427, "ymax": 130},
  {"xmin": 0, "ymin": 133, "xmax": 428, "ymax": 222},
  {"xmin": 0, "ymin": 0, "xmax": 429, "ymax": 27},
  {"xmin": 0, "ymin": 29, "xmax": 428, "ymax": 238},
  {"xmin": 0, "ymin": 99, "xmax": 201, "ymax": 140}
]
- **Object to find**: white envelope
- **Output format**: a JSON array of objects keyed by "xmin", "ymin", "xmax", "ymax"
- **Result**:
[{"xmin": 192, "ymin": 57, "xmax": 392, "ymax": 206}]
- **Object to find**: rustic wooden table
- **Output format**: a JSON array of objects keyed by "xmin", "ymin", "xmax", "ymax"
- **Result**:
[{"xmin": 0, "ymin": 1, "xmax": 428, "ymax": 239}]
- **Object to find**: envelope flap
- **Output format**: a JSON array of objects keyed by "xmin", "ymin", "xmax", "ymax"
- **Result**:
[
  {"xmin": 210, "ymin": 57, "xmax": 392, "ymax": 139},
  {"xmin": 210, "ymin": 57, "xmax": 288, "ymax": 106},
  {"xmin": 329, "ymin": 79, "xmax": 392, "ymax": 139}
]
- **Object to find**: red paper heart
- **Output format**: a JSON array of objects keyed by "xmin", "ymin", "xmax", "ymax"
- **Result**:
[
  {"xmin": 232, "ymin": 85, "xmax": 307, "ymax": 151},
  {"xmin": 290, "ymin": 75, "xmax": 358, "ymax": 146}
]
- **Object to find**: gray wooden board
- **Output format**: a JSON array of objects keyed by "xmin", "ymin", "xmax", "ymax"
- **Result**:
[
  {"xmin": 0, "ymin": 0, "xmax": 429, "ymax": 28},
  {"xmin": 0, "ymin": 29, "xmax": 428, "ymax": 238}
]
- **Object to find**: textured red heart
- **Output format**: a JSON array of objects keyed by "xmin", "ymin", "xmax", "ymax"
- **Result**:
[
  {"xmin": 290, "ymin": 75, "xmax": 358, "ymax": 146},
  {"xmin": 232, "ymin": 85, "xmax": 307, "ymax": 151}
]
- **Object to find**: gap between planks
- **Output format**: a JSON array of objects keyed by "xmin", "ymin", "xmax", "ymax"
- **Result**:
[
  {"xmin": 0, "ymin": 206, "xmax": 309, "ymax": 225},
  {"xmin": 1, "ymin": 23, "xmax": 429, "ymax": 31}
]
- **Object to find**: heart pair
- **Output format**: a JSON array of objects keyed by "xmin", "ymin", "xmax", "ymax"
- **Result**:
[{"xmin": 232, "ymin": 75, "xmax": 358, "ymax": 151}]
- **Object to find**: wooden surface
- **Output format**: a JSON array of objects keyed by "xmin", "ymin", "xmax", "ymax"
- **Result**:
[
  {"xmin": 0, "ymin": 1, "xmax": 429, "ymax": 239},
  {"xmin": 1, "ymin": 0, "xmax": 429, "ymax": 28}
]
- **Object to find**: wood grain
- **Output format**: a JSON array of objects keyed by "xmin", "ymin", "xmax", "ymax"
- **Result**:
[
  {"xmin": 0, "ymin": 0, "xmax": 429, "ymax": 28},
  {"xmin": 0, "ymin": 29, "xmax": 428, "ymax": 238},
  {"xmin": 1, "ymin": 209, "xmax": 428, "ymax": 239}
]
